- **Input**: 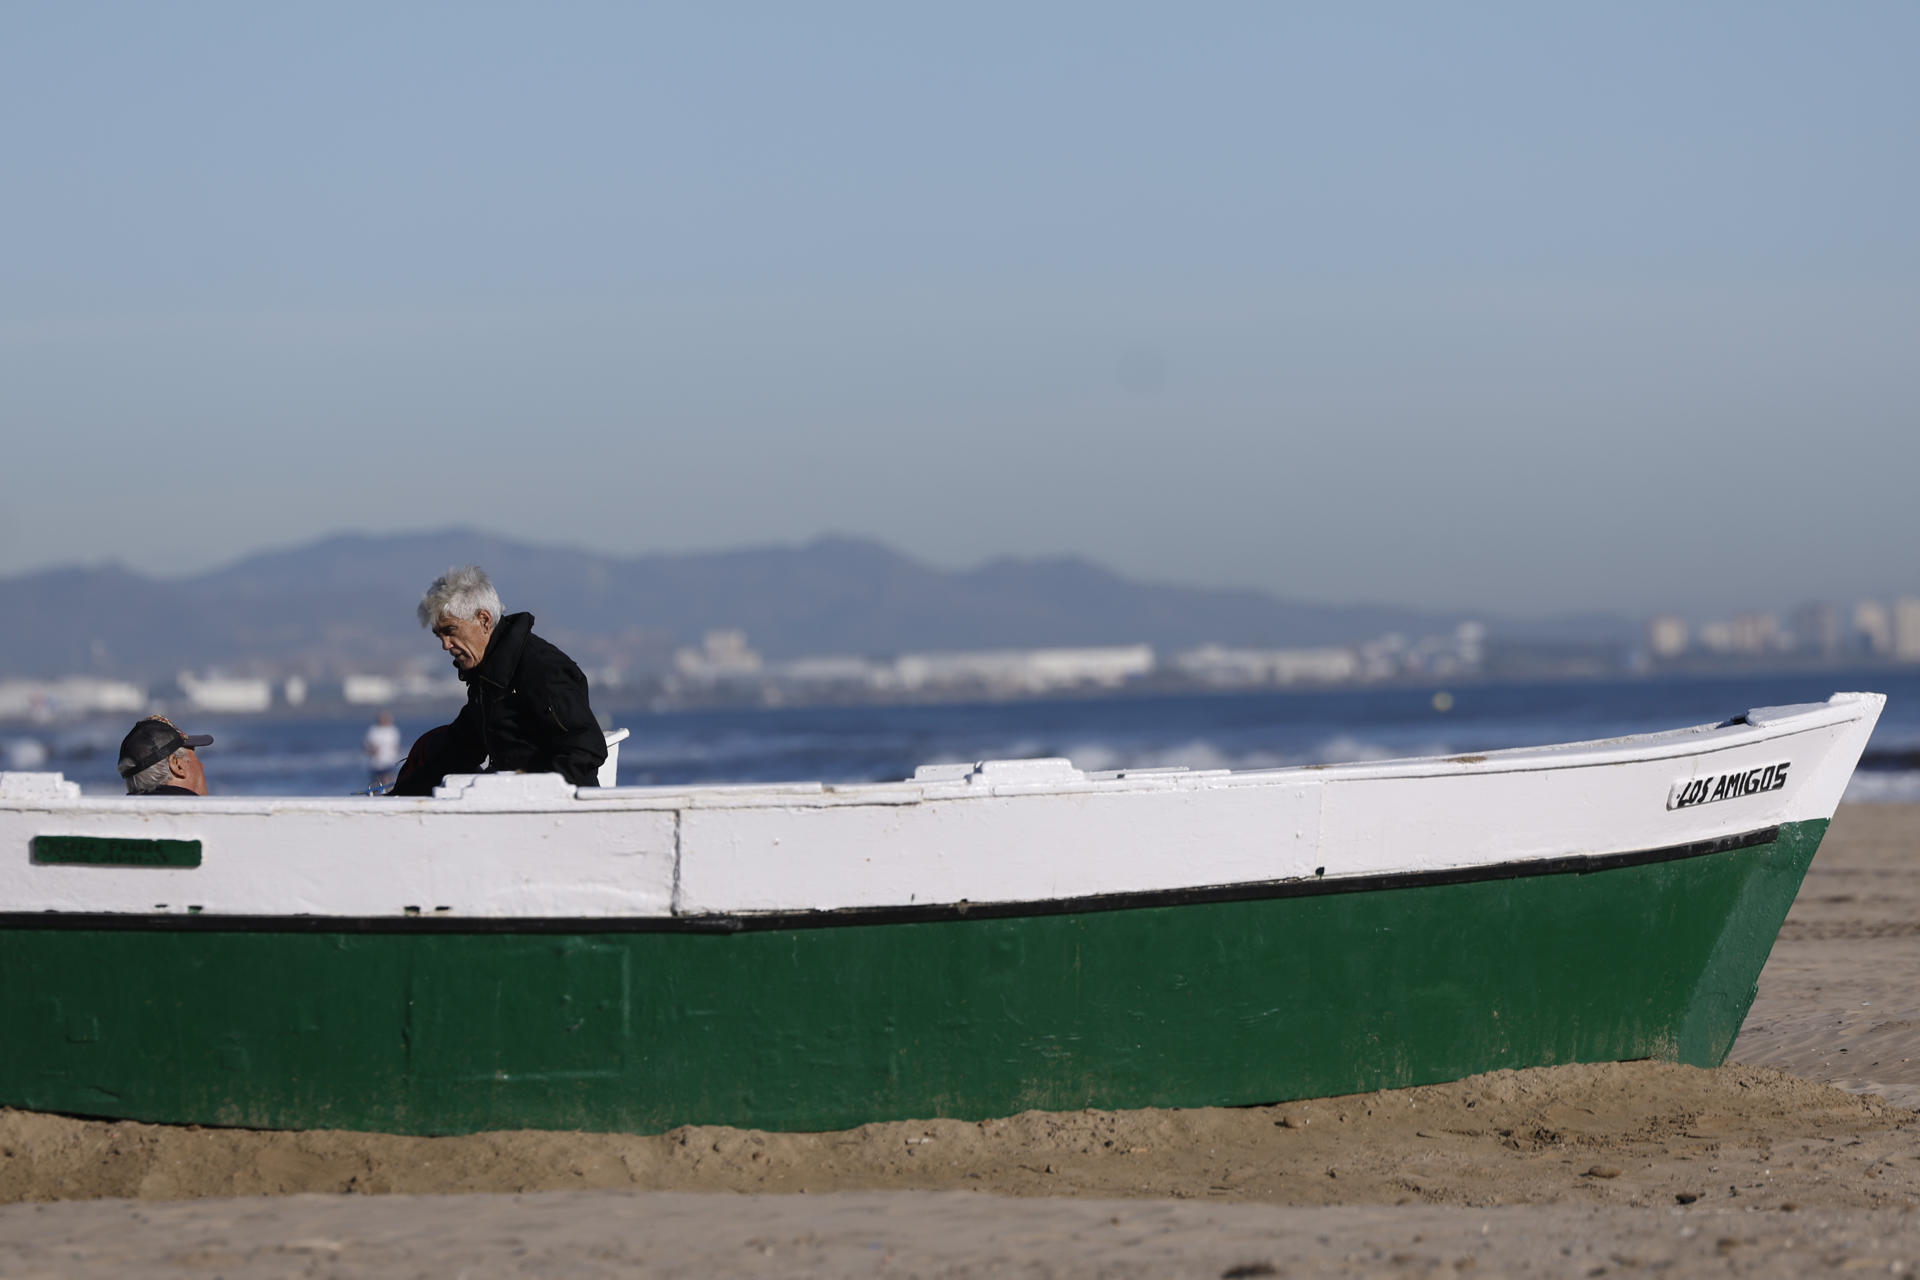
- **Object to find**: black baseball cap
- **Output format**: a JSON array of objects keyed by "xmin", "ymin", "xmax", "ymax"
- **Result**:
[{"xmin": 117, "ymin": 716, "xmax": 214, "ymax": 779}]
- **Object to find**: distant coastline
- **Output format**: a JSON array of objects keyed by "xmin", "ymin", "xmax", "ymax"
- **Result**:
[{"xmin": 4, "ymin": 530, "xmax": 1913, "ymax": 728}]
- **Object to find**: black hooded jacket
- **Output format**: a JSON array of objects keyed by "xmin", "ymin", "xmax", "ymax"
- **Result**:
[{"xmin": 396, "ymin": 612, "xmax": 607, "ymax": 793}]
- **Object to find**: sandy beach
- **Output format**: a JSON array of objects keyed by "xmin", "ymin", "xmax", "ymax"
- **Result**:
[{"xmin": 3, "ymin": 803, "xmax": 1918, "ymax": 1275}]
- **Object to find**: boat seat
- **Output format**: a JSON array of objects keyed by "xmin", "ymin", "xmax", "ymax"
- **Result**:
[{"xmin": 598, "ymin": 728, "xmax": 630, "ymax": 789}]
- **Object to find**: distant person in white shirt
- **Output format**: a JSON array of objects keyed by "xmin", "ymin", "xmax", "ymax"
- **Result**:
[{"xmin": 364, "ymin": 711, "xmax": 403, "ymax": 790}]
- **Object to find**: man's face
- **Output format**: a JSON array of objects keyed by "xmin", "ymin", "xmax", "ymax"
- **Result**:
[
  {"xmin": 172, "ymin": 748, "xmax": 208, "ymax": 796},
  {"xmin": 433, "ymin": 610, "xmax": 494, "ymax": 670}
]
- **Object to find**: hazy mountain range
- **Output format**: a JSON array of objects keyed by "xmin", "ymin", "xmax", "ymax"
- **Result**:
[{"xmin": 0, "ymin": 531, "xmax": 1638, "ymax": 681}]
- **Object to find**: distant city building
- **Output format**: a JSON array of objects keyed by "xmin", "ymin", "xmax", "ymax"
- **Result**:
[
  {"xmin": 1135, "ymin": 625, "xmax": 1488, "ymax": 686},
  {"xmin": 1698, "ymin": 613, "xmax": 1781, "ymax": 657},
  {"xmin": 1895, "ymin": 599, "xmax": 1920, "ymax": 662},
  {"xmin": 674, "ymin": 630, "xmax": 764, "ymax": 683},
  {"xmin": 342, "ymin": 673, "xmax": 465, "ymax": 705},
  {"xmin": 1454, "ymin": 622, "xmax": 1488, "ymax": 667},
  {"xmin": 177, "ymin": 672, "xmax": 273, "ymax": 714},
  {"xmin": 1732, "ymin": 613, "xmax": 1780, "ymax": 655},
  {"xmin": 1647, "ymin": 616, "xmax": 1689, "ymax": 660},
  {"xmin": 342, "ymin": 675, "xmax": 392, "ymax": 705},
  {"xmin": 1172, "ymin": 645, "xmax": 1360, "ymax": 687},
  {"xmin": 667, "ymin": 634, "xmax": 1156, "ymax": 697},
  {"xmin": 1855, "ymin": 600, "xmax": 1893, "ymax": 656},
  {"xmin": 1396, "ymin": 622, "xmax": 1488, "ymax": 679},
  {"xmin": 1358, "ymin": 633, "xmax": 1408, "ymax": 681},
  {"xmin": 0, "ymin": 677, "xmax": 146, "ymax": 722},
  {"xmin": 1789, "ymin": 602, "xmax": 1841, "ymax": 661},
  {"xmin": 774, "ymin": 655, "xmax": 883, "ymax": 685},
  {"xmin": 885, "ymin": 646, "xmax": 1154, "ymax": 694}
]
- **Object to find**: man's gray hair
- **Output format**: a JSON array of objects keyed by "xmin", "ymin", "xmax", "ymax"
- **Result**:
[
  {"xmin": 418, "ymin": 566, "xmax": 503, "ymax": 629},
  {"xmin": 126, "ymin": 752, "xmax": 183, "ymax": 795}
]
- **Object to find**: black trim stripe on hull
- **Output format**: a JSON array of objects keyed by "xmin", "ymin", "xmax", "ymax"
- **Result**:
[{"xmin": 0, "ymin": 825, "xmax": 1782, "ymax": 935}]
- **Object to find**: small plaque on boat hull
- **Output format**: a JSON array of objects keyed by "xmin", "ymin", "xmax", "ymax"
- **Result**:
[{"xmin": 32, "ymin": 835, "xmax": 202, "ymax": 868}]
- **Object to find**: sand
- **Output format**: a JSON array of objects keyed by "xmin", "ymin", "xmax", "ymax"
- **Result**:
[
  {"xmin": 3, "ymin": 802, "xmax": 1919, "ymax": 1275},
  {"xmin": 1730, "ymin": 804, "xmax": 1920, "ymax": 1109}
]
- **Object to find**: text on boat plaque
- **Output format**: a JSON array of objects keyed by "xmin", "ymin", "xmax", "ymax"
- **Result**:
[
  {"xmin": 32, "ymin": 835, "xmax": 202, "ymax": 868},
  {"xmin": 1668, "ymin": 762, "xmax": 1789, "ymax": 811}
]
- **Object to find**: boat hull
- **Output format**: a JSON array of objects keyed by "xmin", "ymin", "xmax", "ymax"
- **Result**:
[{"xmin": 0, "ymin": 817, "xmax": 1825, "ymax": 1136}]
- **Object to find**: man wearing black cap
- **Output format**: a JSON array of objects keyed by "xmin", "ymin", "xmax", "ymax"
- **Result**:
[{"xmin": 117, "ymin": 716, "xmax": 214, "ymax": 796}]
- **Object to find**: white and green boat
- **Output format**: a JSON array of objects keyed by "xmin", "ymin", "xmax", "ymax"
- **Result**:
[{"xmin": 0, "ymin": 692, "xmax": 1883, "ymax": 1136}]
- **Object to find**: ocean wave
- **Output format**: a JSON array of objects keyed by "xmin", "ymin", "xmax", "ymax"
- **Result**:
[
  {"xmin": 1306, "ymin": 734, "xmax": 1457, "ymax": 767},
  {"xmin": 215, "ymin": 748, "xmax": 371, "ymax": 776},
  {"xmin": 3, "ymin": 737, "xmax": 49, "ymax": 770},
  {"xmin": 1843, "ymin": 770, "xmax": 1920, "ymax": 804}
]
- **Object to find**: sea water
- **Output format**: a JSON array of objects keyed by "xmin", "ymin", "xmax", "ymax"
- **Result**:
[{"xmin": 15, "ymin": 669, "xmax": 1920, "ymax": 799}]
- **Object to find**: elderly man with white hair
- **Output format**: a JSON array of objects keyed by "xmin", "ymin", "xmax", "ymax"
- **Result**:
[{"xmin": 390, "ymin": 565, "xmax": 607, "ymax": 795}]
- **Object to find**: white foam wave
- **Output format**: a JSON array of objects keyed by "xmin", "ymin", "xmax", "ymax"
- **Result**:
[
  {"xmin": 1053, "ymin": 736, "xmax": 1448, "ymax": 775},
  {"xmin": 1061, "ymin": 740, "xmax": 1296, "ymax": 773},
  {"xmin": 1844, "ymin": 771, "xmax": 1920, "ymax": 804},
  {"xmin": 3, "ymin": 737, "xmax": 49, "ymax": 770}
]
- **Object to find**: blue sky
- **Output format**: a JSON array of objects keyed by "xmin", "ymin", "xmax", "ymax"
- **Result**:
[{"xmin": 3, "ymin": 2, "xmax": 1915, "ymax": 618}]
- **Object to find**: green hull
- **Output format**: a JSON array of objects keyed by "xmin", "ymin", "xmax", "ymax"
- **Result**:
[{"xmin": 0, "ymin": 819, "xmax": 1824, "ymax": 1136}]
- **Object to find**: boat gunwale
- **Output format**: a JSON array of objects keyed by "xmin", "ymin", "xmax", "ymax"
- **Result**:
[{"xmin": 0, "ymin": 695, "xmax": 1881, "ymax": 816}]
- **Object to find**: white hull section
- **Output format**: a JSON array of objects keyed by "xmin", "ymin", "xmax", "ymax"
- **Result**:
[{"xmin": 0, "ymin": 693, "xmax": 1884, "ymax": 920}]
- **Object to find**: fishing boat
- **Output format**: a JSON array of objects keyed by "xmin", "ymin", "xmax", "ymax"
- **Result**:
[{"xmin": 0, "ymin": 692, "xmax": 1883, "ymax": 1137}]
